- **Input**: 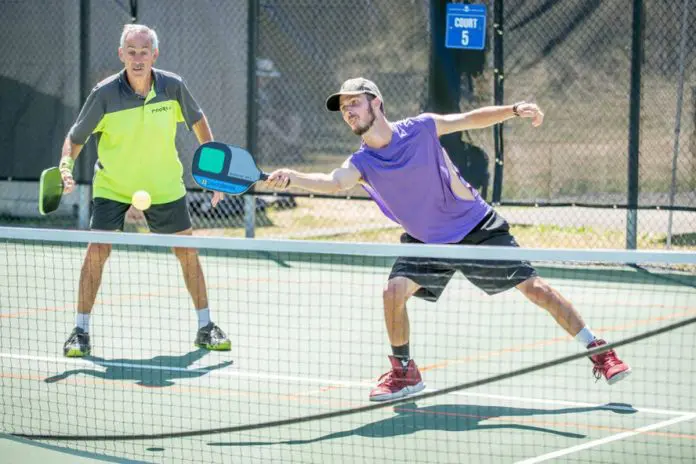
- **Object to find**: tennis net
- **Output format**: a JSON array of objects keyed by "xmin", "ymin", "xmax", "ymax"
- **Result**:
[{"xmin": 1, "ymin": 226, "xmax": 695, "ymax": 463}]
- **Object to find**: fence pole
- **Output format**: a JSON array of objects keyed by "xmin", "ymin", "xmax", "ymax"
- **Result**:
[
  {"xmin": 491, "ymin": 0, "xmax": 504, "ymax": 205},
  {"xmin": 666, "ymin": 0, "xmax": 691, "ymax": 248},
  {"xmin": 626, "ymin": 0, "xmax": 644, "ymax": 249},
  {"xmin": 129, "ymin": 0, "xmax": 137, "ymax": 22},
  {"xmin": 245, "ymin": 0, "xmax": 260, "ymax": 238},
  {"xmin": 77, "ymin": 0, "xmax": 91, "ymax": 229}
]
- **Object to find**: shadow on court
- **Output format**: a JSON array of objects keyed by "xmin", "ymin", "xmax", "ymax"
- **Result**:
[
  {"xmin": 43, "ymin": 349, "xmax": 233, "ymax": 387},
  {"xmin": 208, "ymin": 402, "xmax": 637, "ymax": 446}
]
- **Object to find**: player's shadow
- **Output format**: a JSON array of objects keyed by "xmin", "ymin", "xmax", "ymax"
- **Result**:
[
  {"xmin": 208, "ymin": 402, "xmax": 637, "ymax": 446},
  {"xmin": 43, "ymin": 349, "xmax": 233, "ymax": 387}
]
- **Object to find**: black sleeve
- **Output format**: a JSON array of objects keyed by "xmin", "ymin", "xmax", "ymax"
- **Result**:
[
  {"xmin": 68, "ymin": 87, "xmax": 105, "ymax": 144},
  {"xmin": 177, "ymin": 78, "xmax": 204, "ymax": 129}
]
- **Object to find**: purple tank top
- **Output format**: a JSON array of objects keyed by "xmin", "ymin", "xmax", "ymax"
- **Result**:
[{"xmin": 349, "ymin": 114, "xmax": 490, "ymax": 243}]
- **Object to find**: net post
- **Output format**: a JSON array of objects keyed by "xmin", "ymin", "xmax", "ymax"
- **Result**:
[
  {"xmin": 626, "ymin": 0, "xmax": 644, "ymax": 249},
  {"xmin": 491, "ymin": 0, "xmax": 504, "ymax": 205},
  {"xmin": 77, "ymin": 184, "xmax": 90, "ymax": 229},
  {"xmin": 244, "ymin": 194, "xmax": 256, "ymax": 238},
  {"xmin": 245, "ymin": 0, "xmax": 259, "ymax": 238},
  {"xmin": 667, "ymin": 0, "xmax": 691, "ymax": 248},
  {"xmin": 129, "ymin": 0, "xmax": 138, "ymax": 23},
  {"xmin": 76, "ymin": 0, "xmax": 90, "ymax": 199}
]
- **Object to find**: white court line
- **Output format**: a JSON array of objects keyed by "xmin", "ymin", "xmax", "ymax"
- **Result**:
[
  {"xmin": 0, "ymin": 352, "xmax": 368, "ymax": 387},
  {"xmin": 514, "ymin": 413, "xmax": 696, "ymax": 464},
  {"xmin": 444, "ymin": 391, "xmax": 696, "ymax": 417},
  {"xmin": 4, "ymin": 352, "xmax": 695, "ymax": 418}
]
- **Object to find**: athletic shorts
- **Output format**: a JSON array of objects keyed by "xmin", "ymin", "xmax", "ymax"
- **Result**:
[
  {"xmin": 389, "ymin": 210, "xmax": 538, "ymax": 301},
  {"xmin": 90, "ymin": 195, "xmax": 192, "ymax": 233}
]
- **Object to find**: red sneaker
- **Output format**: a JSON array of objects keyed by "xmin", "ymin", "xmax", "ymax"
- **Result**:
[
  {"xmin": 587, "ymin": 339, "xmax": 631, "ymax": 385},
  {"xmin": 369, "ymin": 356, "xmax": 425, "ymax": 401}
]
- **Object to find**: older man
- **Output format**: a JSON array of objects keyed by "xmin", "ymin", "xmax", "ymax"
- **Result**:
[{"xmin": 59, "ymin": 24, "xmax": 229, "ymax": 356}]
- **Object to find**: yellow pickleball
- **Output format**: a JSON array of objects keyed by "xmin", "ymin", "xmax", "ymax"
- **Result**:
[{"xmin": 131, "ymin": 190, "xmax": 152, "ymax": 211}]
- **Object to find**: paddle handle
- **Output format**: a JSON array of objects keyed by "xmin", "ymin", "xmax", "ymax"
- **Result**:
[{"xmin": 258, "ymin": 172, "xmax": 291, "ymax": 187}]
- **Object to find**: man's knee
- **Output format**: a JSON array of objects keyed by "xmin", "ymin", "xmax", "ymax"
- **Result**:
[
  {"xmin": 517, "ymin": 276, "xmax": 553, "ymax": 305},
  {"xmin": 173, "ymin": 246, "xmax": 199, "ymax": 265},
  {"xmin": 85, "ymin": 243, "xmax": 112, "ymax": 265},
  {"xmin": 171, "ymin": 228, "xmax": 198, "ymax": 263},
  {"xmin": 383, "ymin": 277, "xmax": 417, "ymax": 308}
]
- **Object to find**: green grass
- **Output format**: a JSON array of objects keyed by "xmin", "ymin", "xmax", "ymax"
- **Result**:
[
  {"xmin": 273, "ymin": 222, "xmax": 694, "ymax": 252},
  {"xmin": 509, "ymin": 223, "xmax": 692, "ymax": 251},
  {"xmin": 5, "ymin": 197, "xmax": 693, "ymax": 252},
  {"xmin": 193, "ymin": 199, "xmax": 695, "ymax": 252}
]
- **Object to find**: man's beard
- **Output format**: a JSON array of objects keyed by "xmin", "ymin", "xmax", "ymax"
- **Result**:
[{"xmin": 352, "ymin": 104, "xmax": 376, "ymax": 136}]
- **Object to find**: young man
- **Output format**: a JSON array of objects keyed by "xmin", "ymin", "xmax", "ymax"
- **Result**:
[
  {"xmin": 265, "ymin": 77, "xmax": 631, "ymax": 401},
  {"xmin": 59, "ymin": 24, "xmax": 230, "ymax": 357}
]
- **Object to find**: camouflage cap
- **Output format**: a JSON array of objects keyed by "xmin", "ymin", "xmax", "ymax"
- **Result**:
[{"xmin": 325, "ymin": 77, "xmax": 384, "ymax": 111}]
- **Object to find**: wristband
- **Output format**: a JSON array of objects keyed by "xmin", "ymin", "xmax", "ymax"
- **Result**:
[
  {"xmin": 59, "ymin": 157, "xmax": 75, "ymax": 173},
  {"xmin": 512, "ymin": 103, "xmax": 522, "ymax": 117}
]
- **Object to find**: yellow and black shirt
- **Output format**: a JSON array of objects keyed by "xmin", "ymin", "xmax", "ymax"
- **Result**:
[{"xmin": 69, "ymin": 68, "xmax": 203, "ymax": 204}]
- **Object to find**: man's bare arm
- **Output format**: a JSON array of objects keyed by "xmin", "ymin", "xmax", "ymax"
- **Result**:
[
  {"xmin": 265, "ymin": 159, "xmax": 362, "ymax": 194},
  {"xmin": 427, "ymin": 102, "xmax": 544, "ymax": 136},
  {"xmin": 61, "ymin": 137, "xmax": 84, "ymax": 162},
  {"xmin": 192, "ymin": 115, "xmax": 214, "ymax": 144},
  {"xmin": 59, "ymin": 137, "xmax": 84, "ymax": 194}
]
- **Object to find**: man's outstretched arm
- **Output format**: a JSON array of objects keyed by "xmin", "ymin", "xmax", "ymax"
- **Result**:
[
  {"xmin": 427, "ymin": 102, "xmax": 544, "ymax": 136},
  {"xmin": 265, "ymin": 158, "xmax": 362, "ymax": 194}
]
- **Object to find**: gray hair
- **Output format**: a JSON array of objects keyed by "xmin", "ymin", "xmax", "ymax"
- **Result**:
[{"xmin": 120, "ymin": 24, "xmax": 159, "ymax": 51}]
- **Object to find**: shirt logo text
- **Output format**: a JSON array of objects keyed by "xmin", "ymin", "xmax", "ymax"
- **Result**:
[{"xmin": 150, "ymin": 105, "xmax": 171, "ymax": 114}]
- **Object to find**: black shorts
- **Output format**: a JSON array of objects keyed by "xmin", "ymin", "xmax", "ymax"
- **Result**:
[
  {"xmin": 389, "ymin": 210, "xmax": 538, "ymax": 301},
  {"xmin": 90, "ymin": 195, "xmax": 192, "ymax": 233}
]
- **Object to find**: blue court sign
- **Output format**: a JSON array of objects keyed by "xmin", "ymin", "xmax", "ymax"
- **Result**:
[{"xmin": 445, "ymin": 3, "xmax": 487, "ymax": 50}]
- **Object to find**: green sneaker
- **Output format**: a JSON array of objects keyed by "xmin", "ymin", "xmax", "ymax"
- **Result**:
[
  {"xmin": 195, "ymin": 322, "xmax": 231, "ymax": 351},
  {"xmin": 63, "ymin": 327, "xmax": 91, "ymax": 357}
]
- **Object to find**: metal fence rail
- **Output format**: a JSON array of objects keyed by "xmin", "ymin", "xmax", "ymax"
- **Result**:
[{"xmin": 1, "ymin": 0, "xmax": 694, "ymax": 249}]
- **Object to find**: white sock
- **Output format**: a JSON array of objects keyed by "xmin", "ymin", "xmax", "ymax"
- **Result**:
[
  {"xmin": 76, "ymin": 313, "xmax": 91, "ymax": 333},
  {"xmin": 196, "ymin": 308, "xmax": 211, "ymax": 329},
  {"xmin": 575, "ymin": 327, "xmax": 597, "ymax": 347}
]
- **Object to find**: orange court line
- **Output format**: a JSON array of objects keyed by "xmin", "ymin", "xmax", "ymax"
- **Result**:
[
  {"xmin": 5, "ymin": 282, "xmax": 696, "ymax": 428},
  {"xmin": 4, "ymin": 268, "xmax": 694, "ymax": 320},
  {"xmin": 0, "ymin": 371, "xmax": 360, "ymax": 410},
  {"xmin": 5, "ymin": 305, "xmax": 695, "ymax": 406},
  {"xmin": 0, "ymin": 275, "xmax": 282, "ymax": 319},
  {"xmin": 0, "ymin": 304, "xmax": 68, "ymax": 319},
  {"xmin": 4, "ymin": 292, "xmax": 693, "ymax": 324},
  {"xmin": 4, "ymin": 368, "xmax": 695, "ymax": 442}
]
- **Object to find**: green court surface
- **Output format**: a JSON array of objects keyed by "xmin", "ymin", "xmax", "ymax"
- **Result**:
[{"xmin": 1, "ymin": 241, "xmax": 695, "ymax": 463}]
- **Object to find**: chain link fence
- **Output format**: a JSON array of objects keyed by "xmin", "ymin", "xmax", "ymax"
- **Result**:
[
  {"xmin": 222, "ymin": 0, "xmax": 433, "ymax": 241},
  {"xmin": 235, "ymin": 0, "xmax": 696, "ymax": 250},
  {"xmin": 640, "ymin": 0, "xmax": 696, "ymax": 248},
  {"xmin": 127, "ymin": 0, "xmax": 434, "ymax": 239},
  {"xmin": 1, "ymin": 0, "xmax": 694, "ymax": 250},
  {"xmin": 499, "ymin": 0, "xmax": 695, "ymax": 250},
  {"xmin": 0, "ymin": 1, "xmax": 83, "ymax": 226}
]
